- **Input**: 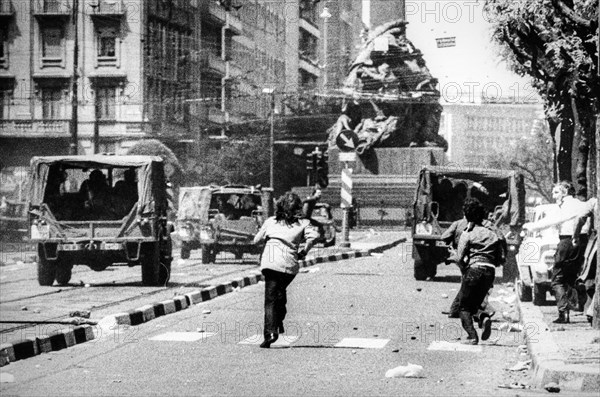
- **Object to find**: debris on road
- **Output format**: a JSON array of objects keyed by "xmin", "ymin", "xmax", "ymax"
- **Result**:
[
  {"xmin": 507, "ymin": 360, "xmax": 531, "ymax": 371},
  {"xmin": 202, "ymin": 310, "xmax": 211, "ymax": 315},
  {"xmin": 498, "ymin": 382, "xmax": 528, "ymax": 389},
  {"xmin": 416, "ymin": 288, "xmax": 422, "ymax": 292},
  {"xmin": 370, "ymin": 253, "xmax": 383, "ymax": 258},
  {"xmin": 440, "ymin": 294, "xmax": 448, "ymax": 299},
  {"xmin": 544, "ymin": 382, "xmax": 561, "ymax": 393},
  {"xmin": 20, "ymin": 306, "xmax": 27, "ymax": 311},
  {"xmin": 498, "ymin": 322, "xmax": 523, "ymax": 332},
  {"xmin": 385, "ymin": 363, "xmax": 424, "ymax": 378}
]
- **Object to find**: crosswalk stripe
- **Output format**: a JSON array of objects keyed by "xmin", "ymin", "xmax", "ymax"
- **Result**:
[
  {"xmin": 427, "ymin": 341, "xmax": 482, "ymax": 352},
  {"xmin": 334, "ymin": 338, "xmax": 389, "ymax": 349},
  {"xmin": 149, "ymin": 332, "xmax": 218, "ymax": 342}
]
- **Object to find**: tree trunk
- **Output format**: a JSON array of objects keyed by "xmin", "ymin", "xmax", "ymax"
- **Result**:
[
  {"xmin": 571, "ymin": 96, "xmax": 589, "ymax": 197},
  {"xmin": 594, "ymin": 114, "xmax": 600, "ymax": 330},
  {"xmin": 557, "ymin": 98, "xmax": 574, "ymax": 181},
  {"xmin": 547, "ymin": 116, "xmax": 559, "ymax": 183}
]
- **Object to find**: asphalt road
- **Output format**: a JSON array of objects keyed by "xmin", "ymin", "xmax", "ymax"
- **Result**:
[{"xmin": 3, "ymin": 242, "xmax": 598, "ymax": 396}]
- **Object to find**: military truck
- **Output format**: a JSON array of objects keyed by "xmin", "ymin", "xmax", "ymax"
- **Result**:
[
  {"xmin": 412, "ymin": 166, "xmax": 526, "ymax": 280},
  {"xmin": 175, "ymin": 185, "xmax": 273, "ymax": 263},
  {"xmin": 29, "ymin": 155, "xmax": 173, "ymax": 286}
]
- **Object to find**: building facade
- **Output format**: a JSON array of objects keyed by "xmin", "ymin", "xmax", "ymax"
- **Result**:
[{"xmin": 439, "ymin": 99, "xmax": 546, "ymax": 166}]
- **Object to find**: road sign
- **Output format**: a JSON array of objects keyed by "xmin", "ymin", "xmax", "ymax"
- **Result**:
[
  {"xmin": 436, "ymin": 37, "xmax": 456, "ymax": 48},
  {"xmin": 339, "ymin": 151, "xmax": 356, "ymax": 162},
  {"xmin": 340, "ymin": 168, "xmax": 353, "ymax": 208},
  {"xmin": 335, "ymin": 130, "xmax": 359, "ymax": 152}
]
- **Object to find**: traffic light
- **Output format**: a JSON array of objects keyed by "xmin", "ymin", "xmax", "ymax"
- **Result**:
[
  {"xmin": 306, "ymin": 152, "xmax": 314, "ymax": 171},
  {"xmin": 316, "ymin": 151, "xmax": 328, "ymax": 187}
]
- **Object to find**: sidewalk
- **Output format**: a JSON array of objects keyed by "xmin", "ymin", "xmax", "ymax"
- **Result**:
[
  {"xmin": 517, "ymin": 293, "xmax": 600, "ymax": 392},
  {"xmin": 0, "ymin": 230, "xmax": 408, "ymax": 367}
]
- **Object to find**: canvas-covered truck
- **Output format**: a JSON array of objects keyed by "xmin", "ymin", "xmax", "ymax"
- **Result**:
[
  {"xmin": 412, "ymin": 166, "xmax": 526, "ymax": 280},
  {"xmin": 29, "ymin": 155, "xmax": 173, "ymax": 286},
  {"xmin": 175, "ymin": 185, "xmax": 273, "ymax": 263}
]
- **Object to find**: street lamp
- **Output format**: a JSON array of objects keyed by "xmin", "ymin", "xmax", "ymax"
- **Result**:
[
  {"xmin": 262, "ymin": 87, "xmax": 275, "ymax": 189},
  {"xmin": 320, "ymin": 5, "xmax": 332, "ymax": 90}
]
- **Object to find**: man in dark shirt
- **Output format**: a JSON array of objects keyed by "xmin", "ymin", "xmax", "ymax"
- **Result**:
[
  {"xmin": 442, "ymin": 215, "xmax": 502, "ymax": 324},
  {"xmin": 455, "ymin": 199, "xmax": 505, "ymax": 345}
]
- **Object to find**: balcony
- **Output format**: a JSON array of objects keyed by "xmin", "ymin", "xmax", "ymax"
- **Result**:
[
  {"xmin": 206, "ymin": 52, "xmax": 226, "ymax": 74},
  {"xmin": 207, "ymin": 0, "xmax": 226, "ymax": 23},
  {"xmin": 298, "ymin": 58, "xmax": 320, "ymax": 77},
  {"xmin": 89, "ymin": 0, "xmax": 125, "ymax": 21},
  {"xmin": 33, "ymin": 0, "xmax": 71, "ymax": 20},
  {"xmin": 0, "ymin": 0, "xmax": 15, "ymax": 21},
  {"xmin": 0, "ymin": 119, "xmax": 70, "ymax": 138},
  {"xmin": 225, "ymin": 12, "xmax": 242, "ymax": 36}
]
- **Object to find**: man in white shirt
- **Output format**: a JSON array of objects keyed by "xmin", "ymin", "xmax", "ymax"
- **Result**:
[{"xmin": 523, "ymin": 181, "xmax": 589, "ymax": 323}]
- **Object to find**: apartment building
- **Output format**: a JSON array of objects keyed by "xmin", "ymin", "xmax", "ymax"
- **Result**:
[
  {"xmin": 439, "ymin": 99, "xmax": 546, "ymax": 166},
  {"xmin": 0, "ymin": 0, "xmax": 202, "ymax": 168}
]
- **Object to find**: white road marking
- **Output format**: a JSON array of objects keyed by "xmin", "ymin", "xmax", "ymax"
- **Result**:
[
  {"xmin": 427, "ymin": 341, "xmax": 482, "ymax": 352},
  {"xmin": 334, "ymin": 338, "xmax": 390, "ymax": 349},
  {"xmin": 149, "ymin": 332, "xmax": 217, "ymax": 342},
  {"xmin": 238, "ymin": 334, "xmax": 299, "ymax": 346}
]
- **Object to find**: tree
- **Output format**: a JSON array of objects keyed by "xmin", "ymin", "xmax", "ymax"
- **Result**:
[
  {"xmin": 126, "ymin": 139, "xmax": 183, "ymax": 185},
  {"xmin": 484, "ymin": 0, "xmax": 598, "ymax": 195},
  {"xmin": 489, "ymin": 120, "xmax": 555, "ymax": 202},
  {"xmin": 185, "ymin": 133, "xmax": 270, "ymax": 187}
]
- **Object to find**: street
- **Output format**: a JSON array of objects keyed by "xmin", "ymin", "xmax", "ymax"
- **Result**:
[{"xmin": 1, "ymin": 242, "xmax": 548, "ymax": 396}]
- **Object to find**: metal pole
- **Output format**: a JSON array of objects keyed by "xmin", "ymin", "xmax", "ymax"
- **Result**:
[
  {"xmin": 340, "ymin": 162, "xmax": 351, "ymax": 248},
  {"xmin": 269, "ymin": 92, "xmax": 275, "ymax": 189},
  {"xmin": 69, "ymin": 0, "xmax": 79, "ymax": 155},
  {"xmin": 322, "ymin": 13, "xmax": 328, "ymax": 90}
]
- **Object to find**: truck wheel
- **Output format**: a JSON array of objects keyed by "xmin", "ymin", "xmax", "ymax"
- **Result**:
[
  {"xmin": 533, "ymin": 284, "xmax": 546, "ymax": 306},
  {"xmin": 141, "ymin": 242, "xmax": 161, "ymax": 286},
  {"xmin": 413, "ymin": 245, "xmax": 436, "ymax": 280},
  {"xmin": 516, "ymin": 278, "xmax": 532, "ymax": 302},
  {"xmin": 37, "ymin": 244, "xmax": 56, "ymax": 286},
  {"xmin": 55, "ymin": 265, "xmax": 73, "ymax": 286},
  {"xmin": 201, "ymin": 245, "xmax": 213, "ymax": 264},
  {"xmin": 180, "ymin": 243, "xmax": 191, "ymax": 259}
]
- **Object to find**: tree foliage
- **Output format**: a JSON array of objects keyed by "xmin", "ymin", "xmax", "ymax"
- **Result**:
[
  {"xmin": 185, "ymin": 133, "xmax": 270, "ymax": 187},
  {"xmin": 489, "ymin": 120, "xmax": 555, "ymax": 202},
  {"xmin": 484, "ymin": 0, "xmax": 598, "ymax": 194},
  {"xmin": 126, "ymin": 139, "xmax": 183, "ymax": 185}
]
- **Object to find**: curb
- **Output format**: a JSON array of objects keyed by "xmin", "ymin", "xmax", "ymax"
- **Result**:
[
  {"xmin": 0, "ymin": 238, "xmax": 405, "ymax": 367},
  {"xmin": 0, "ymin": 325, "xmax": 95, "ymax": 366},
  {"xmin": 517, "ymin": 293, "xmax": 600, "ymax": 392}
]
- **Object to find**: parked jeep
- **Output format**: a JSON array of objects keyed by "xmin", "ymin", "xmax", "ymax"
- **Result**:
[
  {"xmin": 515, "ymin": 203, "xmax": 559, "ymax": 305},
  {"xmin": 29, "ymin": 155, "xmax": 172, "ymax": 286},
  {"xmin": 175, "ymin": 185, "xmax": 273, "ymax": 263},
  {"xmin": 412, "ymin": 166, "xmax": 526, "ymax": 280}
]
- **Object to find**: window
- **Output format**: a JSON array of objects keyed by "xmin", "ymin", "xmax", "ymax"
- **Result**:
[
  {"xmin": 42, "ymin": 88, "xmax": 64, "ymax": 119},
  {"xmin": 0, "ymin": 90, "xmax": 10, "ymax": 119},
  {"xmin": 0, "ymin": 27, "xmax": 7, "ymax": 68},
  {"xmin": 97, "ymin": 27, "xmax": 117, "ymax": 62},
  {"xmin": 96, "ymin": 87, "xmax": 116, "ymax": 120},
  {"xmin": 41, "ymin": 25, "xmax": 64, "ymax": 65}
]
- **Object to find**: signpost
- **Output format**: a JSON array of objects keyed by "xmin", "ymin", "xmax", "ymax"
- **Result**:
[{"xmin": 336, "ymin": 130, "xmax": 358, "ymax": 248}]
